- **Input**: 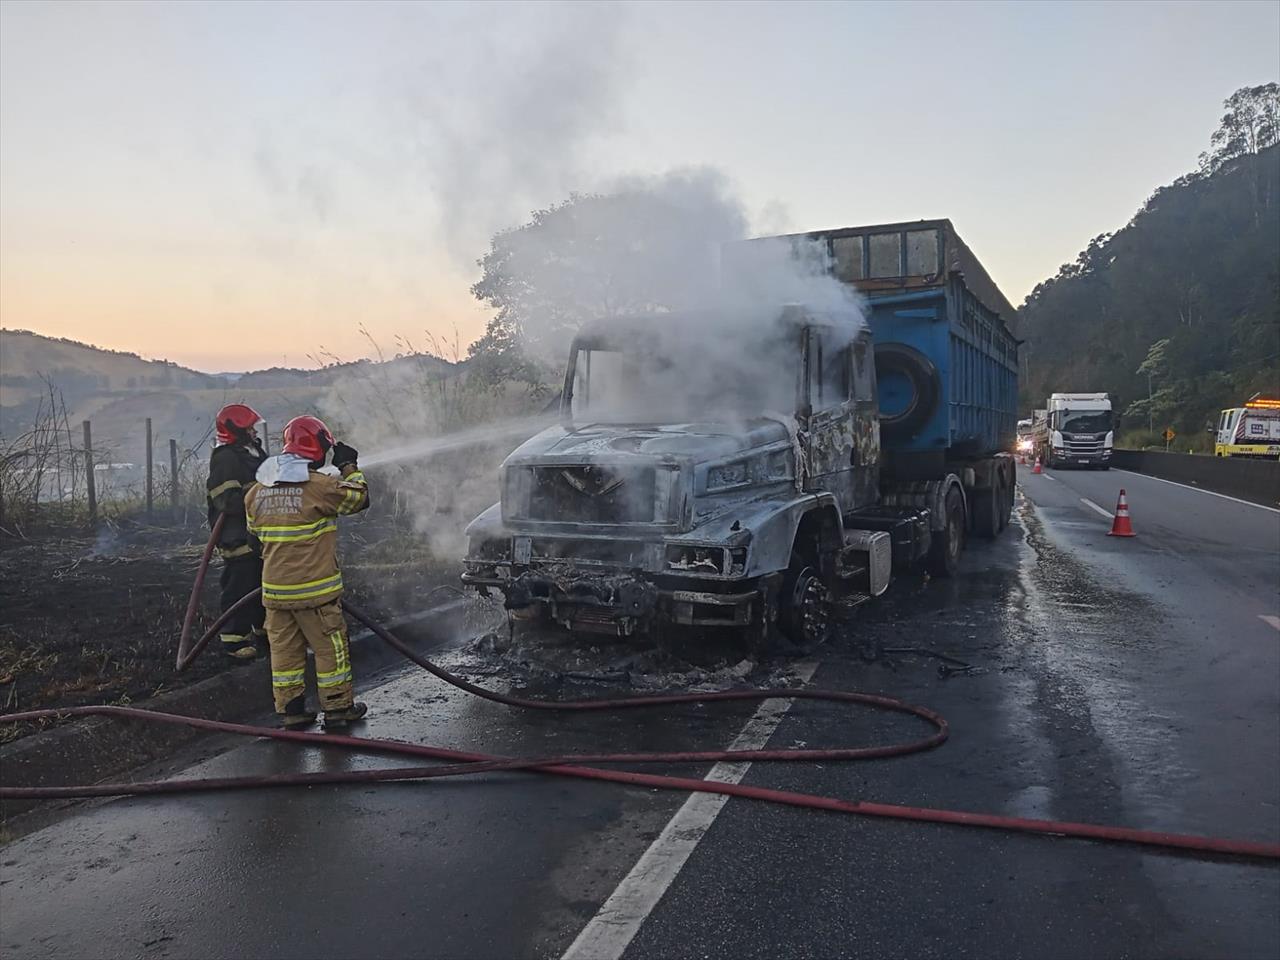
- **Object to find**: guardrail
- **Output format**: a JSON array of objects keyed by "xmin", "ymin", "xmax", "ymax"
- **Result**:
[{"xmin": 1111, "ymin": 449, "xmax": 1280, "ymax": 507}]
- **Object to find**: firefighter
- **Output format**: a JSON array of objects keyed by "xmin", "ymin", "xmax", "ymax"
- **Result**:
[
  {"xmin": 244, "ymin": 415, "xmax": 370, "ymax": 730},
  {"xmin": 206, "ymin": 403, "xmax": 268, "ymax": 661}
]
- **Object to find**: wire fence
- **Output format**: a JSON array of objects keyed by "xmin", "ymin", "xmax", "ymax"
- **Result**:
[{"xmin": 0, "ymin": 385, "xmax": 213, "ymax": 537}]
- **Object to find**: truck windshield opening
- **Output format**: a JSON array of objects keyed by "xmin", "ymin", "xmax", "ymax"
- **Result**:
[
  {"xmin": 568, "ymin": 342, "xmax": 795, "ymax": 423},
  {"xmin": 1061, "ymin": 411, "xmax": 1112, "ymax": 433}
]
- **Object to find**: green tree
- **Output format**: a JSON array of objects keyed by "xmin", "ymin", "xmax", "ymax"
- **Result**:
[
  {"xmin": 1133, "ymin": 338, "xmax": 1171, "ymax": 431},
  {"xmin": 1199, "ymin": 82, "xmax": 1280, "ymax": 175}
]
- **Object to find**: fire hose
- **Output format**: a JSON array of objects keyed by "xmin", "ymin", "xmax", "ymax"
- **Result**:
[{"xmin": 3, "ymin": 532, "xmax": 1278, "ymax": 863}]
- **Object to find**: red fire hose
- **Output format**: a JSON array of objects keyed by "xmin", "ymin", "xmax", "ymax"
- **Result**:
[
  {"xmin": 2, "ymin": 593, "xmax": 1278, "ymax": 861},
  {"xmin": 175, "ymin": 514, "xmax": 224, "ymax": 672}
]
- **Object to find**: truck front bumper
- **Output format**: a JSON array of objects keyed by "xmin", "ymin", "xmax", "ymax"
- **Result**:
[{"xmin": 461, "ymin": 565, "xmax": 760, "ymax": 636}]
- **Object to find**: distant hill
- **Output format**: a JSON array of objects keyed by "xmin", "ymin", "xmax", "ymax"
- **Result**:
[
  {"xmin": 1018, "ymin": 142, "xmax": 1280, "ymax": 445},
  {"xmin": 0, "ymin": 329, "xmax": 459, "ymax": 463}
]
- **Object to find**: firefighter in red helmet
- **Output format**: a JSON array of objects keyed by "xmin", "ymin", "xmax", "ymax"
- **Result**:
[
  {"xmin": 206, "ymin": 404, "xmax": 268, "ymax": 660},
  {"xmin": 244, "ymin": 415, "xmax": 370, "ymax": 729}
]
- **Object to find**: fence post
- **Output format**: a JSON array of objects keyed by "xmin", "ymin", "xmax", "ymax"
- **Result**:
[
  {"xmin": 145, "ymin": 417, "xmax": 154, "ymax": 522},
  {"xmin": 261, "ymin": 420, "xmax": 270, "ymax": 455},
  {"xmin": 83, "ymin": 420, "xmax": 97, "ymax": 528},
  {"xmin": 169, "ymin": 438, "xmax": 180, "ymax": 524}
]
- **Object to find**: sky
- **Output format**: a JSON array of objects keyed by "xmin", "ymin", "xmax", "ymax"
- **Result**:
[{"xmin": 1, "ymin": 0, "xmax": 1277, "ymax": 372}]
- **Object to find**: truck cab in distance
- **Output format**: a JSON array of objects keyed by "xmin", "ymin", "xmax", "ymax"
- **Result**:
[
  {"xmin": 1041, "ymin": 393, "xmax": 1113, "ymax": 469},
  {"xmin": 1214, "ymin": 398, "xmax": 1280, "ymax": 459}
]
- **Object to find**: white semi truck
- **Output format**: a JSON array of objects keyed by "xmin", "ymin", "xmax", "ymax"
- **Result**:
[{"xmin": 1039, "ymin": 393, "xmax": 1113, "ymax": 469}]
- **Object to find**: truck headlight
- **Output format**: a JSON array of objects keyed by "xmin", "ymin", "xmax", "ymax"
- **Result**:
[
  {"xmin": 707, "ymin": 461, "xmax": 749, "ymax": 491},
  {"xmin": 666, "ymin": 545, "xmax": 727, "ymax": 573}
]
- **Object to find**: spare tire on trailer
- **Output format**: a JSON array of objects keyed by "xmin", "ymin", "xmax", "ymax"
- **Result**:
[{"xmin": 874, "ymin": 342, "xmax": 941, "ymax": 441}]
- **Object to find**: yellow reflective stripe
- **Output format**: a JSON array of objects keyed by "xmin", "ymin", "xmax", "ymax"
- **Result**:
[
  {"xmin": 218, "ymin": 544, "xmax": 254, "ymax": 558},
  {"xmin": 344, "ymin": 471, "xmax": 365, "ymax": 482},
  {"xmin": 336, "ymin": 480, "xmax": 366, "ymax": 515},
  {"xmin": 252, "ymin": 522, "xmax": 335, "ymax": 537},
  {"xmin": 261, "ymin": 573, "xmax": 343, "ymax": 601},
  {"xmin": 256, "ymin": 521, "xmax": 338, "ymax": 542},
  {"xmin": 319, "ymin": 630, "xmax": 351, "ymax": 688},
  {"xmin": 271, "ymin": 669, "xmax": 306, "ymax": 688},
  {"xmin": 208, "ymin": 479, "xmax": 242, "ymax": 500},
  {"xmin": 220, "ymin": 633, "xmax": 248, "ymax": 643},
  {"xmin": 329, "ymin": 631, "xmax": 349, "ymax": 673}
]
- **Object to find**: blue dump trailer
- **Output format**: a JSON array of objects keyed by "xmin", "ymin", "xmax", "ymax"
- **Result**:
[
  {"xmin": 788, "ymin": 219, "xmax": 1019, "ymax": 464},
  {"xmin": 783, "ymin": 218, "xmax": 1020, "ymax": 549},
  {"xmin": 463, "ymin": 219, "xmax": 1020, "ymax": 647}
]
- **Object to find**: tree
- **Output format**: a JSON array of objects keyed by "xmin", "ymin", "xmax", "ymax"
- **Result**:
[
  {"xmin": 1133, "ymin": 338, "xmax": 1171, "ymax": 432},
  {"xmin": 1199, "ymin": 83, "xmax": 1280, "ymax": 175},
  {"xmin": 469, "ymin": 170, "xmax": 746, "ymax": 379}
]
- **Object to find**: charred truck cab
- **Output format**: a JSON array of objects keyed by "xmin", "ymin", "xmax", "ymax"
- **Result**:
[{"xmin": 463, "ymin": 220, "xmax": 1019, "ymax": 646}]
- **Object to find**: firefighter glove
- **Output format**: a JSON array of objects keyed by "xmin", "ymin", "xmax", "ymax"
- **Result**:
[{"xmin": 331, "ymin": 441, "xmax": 359, "ymax": 469}]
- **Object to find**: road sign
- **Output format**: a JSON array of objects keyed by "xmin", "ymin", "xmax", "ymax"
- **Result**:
[{"xmin": 1162, "ymin": 428, "xmax": 1176, "ymax": 442}]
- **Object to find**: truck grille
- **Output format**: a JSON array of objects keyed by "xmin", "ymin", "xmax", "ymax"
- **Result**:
[
  {"xmin": 1063, "ymin": 435, "xmax": 1106, "ymax": 457},
  {"xmin": 527, "ymin": 465, "xmax": 657, "ymax": 523}
]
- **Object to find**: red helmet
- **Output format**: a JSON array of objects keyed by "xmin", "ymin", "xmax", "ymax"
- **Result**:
[
  {"xmin": 282, "ymin": 415, "xmax": 334, "ymax": 463},
  {"xmin": 215, "ymin": 403, "xmax": 262, "ymax": 446}
]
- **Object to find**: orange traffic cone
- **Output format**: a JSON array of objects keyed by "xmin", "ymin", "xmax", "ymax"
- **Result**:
[
  {"xmin": 1032, "ymin": 456, "xmax": 1043, "ymax": 475},
  {"xmin": 1107, "ymin": 489, "xmax": 1137, "ymax": 537}
]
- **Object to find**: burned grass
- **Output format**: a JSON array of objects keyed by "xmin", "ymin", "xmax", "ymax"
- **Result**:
[{"xmin": 0, "ymin": 517, "xmax": 463, "ymax": 743}]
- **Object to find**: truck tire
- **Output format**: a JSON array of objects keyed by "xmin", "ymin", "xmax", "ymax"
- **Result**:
[
  {"xmin": 927, "ymin": 487, "xmax": 965, "ymax": 578},
  {"xmin": 999, "ymin": 463, "xmax": 1015, "ymax": 531},
  {"xmin": 874, "ymin": 343, "xmax": 940, "ymax": 441},
  {"xmin": 972, "ymin": 483, "xmax": 1001, "ymax": 539},
  {"xmin": 780, "ymin": 555, "xmax": 832, "ymax": 647}
]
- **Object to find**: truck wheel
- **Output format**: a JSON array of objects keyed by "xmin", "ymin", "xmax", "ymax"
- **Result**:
[
  {"xmin": 874, "ymin": 343, "xmax": 941, "ymax": 441},
  {"xmin": 999, "ymin": 466, "xmax": 1015, "ymax": 531},
  {"xmin": 972, "ymin": 484, "xmax": 1001, "ymax": 539},
  {"xmin": 780, "ymin": 559, "xmax": 832, "ymax": 647},
  {"xmin": 927, "ymin": 487, "xmax": 965, "ymax": 578}
]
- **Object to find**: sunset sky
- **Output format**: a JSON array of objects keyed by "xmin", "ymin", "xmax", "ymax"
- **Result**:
[{"xmin": 2, "ymin": 0, "xmax": 1277, "ymax": 372}]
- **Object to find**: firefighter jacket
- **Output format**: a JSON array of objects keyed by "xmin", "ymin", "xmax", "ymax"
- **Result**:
[
  {"xmin": 207, "ymin": 441, "xmax": 267, "ymax": 559},
  {"xmin": 244, "ymin": 466, "xmax": 370, "ymax": 609}
]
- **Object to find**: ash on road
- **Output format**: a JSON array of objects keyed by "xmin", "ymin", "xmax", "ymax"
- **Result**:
[{"xmin": 1, "ymin": 467, "xmax": 1277, "ymax": 960}]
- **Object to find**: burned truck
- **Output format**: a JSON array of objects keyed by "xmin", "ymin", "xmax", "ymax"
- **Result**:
[{"xmin": 462, "ymin": 220, "xmax": 1019, "ymax": 647}]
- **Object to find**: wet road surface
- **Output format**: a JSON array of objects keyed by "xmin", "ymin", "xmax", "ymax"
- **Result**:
[{"xmin": 2, "ymin": 469, "xmax": 1278, "ymax": 959}]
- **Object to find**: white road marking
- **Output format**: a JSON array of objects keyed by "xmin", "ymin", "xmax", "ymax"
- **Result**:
[
  {"xmin": 1079, "ymin": 497, "xmax": 1115, "ymax": 521},
  {"xmin": 1110, "ymin": 469, "xmax": 1280, "ymax": 514},
  {"xmin": 1260, "ymin": 615, "xmax": 1280, "ymax": 632},
  {"xmin": 1041, "ymin": 472, "xmax": 1056, "ymax": 481},
  {"xmin": 561, "ymin": 660, "xmax": 820, "ymax": 960}
]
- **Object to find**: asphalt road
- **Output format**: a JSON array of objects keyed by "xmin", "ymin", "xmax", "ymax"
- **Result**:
[{"xmin": 2, "ymin": 465, "xmax": 1277, "ymax": 960}]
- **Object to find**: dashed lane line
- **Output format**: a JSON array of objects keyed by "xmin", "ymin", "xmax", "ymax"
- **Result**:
[
  {"xmin": 1079, "ymin": 497, "xmax": 1115, "ymax": 522},
  {"xmin": 561, "ymin": 661, "xmax": 820, "ymax": 960}
]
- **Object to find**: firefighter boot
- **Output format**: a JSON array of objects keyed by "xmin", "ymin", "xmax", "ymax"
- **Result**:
[
  {"xmin": 222, "ymin": 635, "xmax": 259, "ymax": 662},
  {"xmin": 323, "ymin": 702, "xmax": 369, "ymax": 731},
  {"xmin": 281, "ymin": 695, "xmax": 317, "ymax": 730}
]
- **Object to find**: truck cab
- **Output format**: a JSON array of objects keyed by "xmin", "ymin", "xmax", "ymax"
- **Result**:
[
  {"xmin": 1214, "ymin": 399, "xmax": 1280, "ymax": 459},
  {"xmin": 1043, "ymin": 393, "xmax": 1113, "ymax": 469},
  {"xmin": 463, "ymin": 308, "xmax": 902, "ymax": 647}
]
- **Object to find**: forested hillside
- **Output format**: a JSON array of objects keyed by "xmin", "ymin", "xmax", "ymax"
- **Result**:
[{"xmin": 1018, "ymin": 84, "xmax": 1279, "ymax": 448}]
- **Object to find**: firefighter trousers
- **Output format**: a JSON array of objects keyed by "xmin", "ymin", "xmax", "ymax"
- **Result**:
[
  {"xmin": 219, "ymin": 555, "xmax": 265, "ymax": 650},
  {"xmin": 265, "ymin": 600, "xmax": 354, "ymax": 713}
]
